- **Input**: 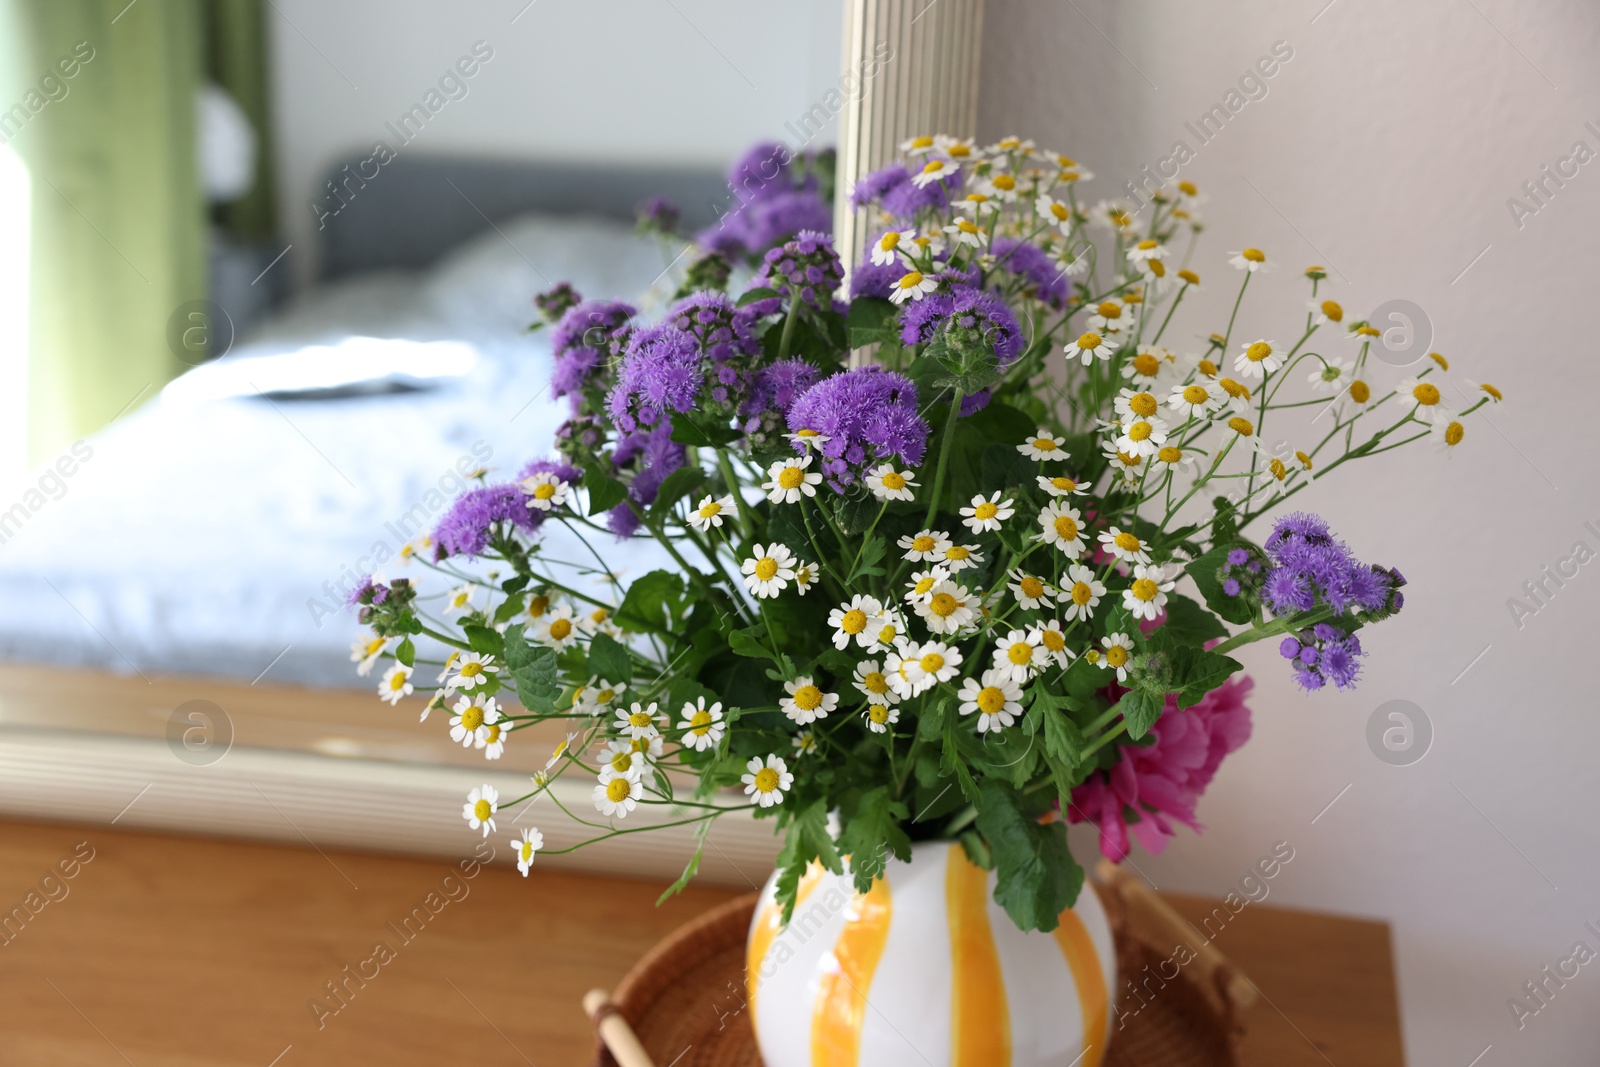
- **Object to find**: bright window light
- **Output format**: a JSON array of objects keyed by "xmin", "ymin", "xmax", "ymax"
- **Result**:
[{"xmin": 0, "ymin": 142, "xmax": 29, "ymax": 489}]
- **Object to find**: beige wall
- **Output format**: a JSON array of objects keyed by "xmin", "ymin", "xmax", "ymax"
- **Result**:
[{"xmin": 981, "ymin": 0, "xmax": 1600, "ymax": 1061}]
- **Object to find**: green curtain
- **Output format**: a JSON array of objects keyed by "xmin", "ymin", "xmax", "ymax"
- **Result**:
[
  {"xmin": 12, "ymin": 0, "xmax": 205, "ymax": 462},
  {"xmin": 205, "ymin": 0, "xmax": 275, "ymax": 242}
]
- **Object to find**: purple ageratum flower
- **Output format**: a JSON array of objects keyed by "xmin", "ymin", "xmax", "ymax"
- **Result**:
[
  {"xmin": 1262, "ymin": 512, "xmax": 1390, "ymax": 616},
  {"xmin": 882, "ymin": 169, "xmax": 959, "ymax": 218},
  {"xmin": 433, "ymin": 484, "xmax": 538, "ymax": 561},
  {"xmin": 661, "ymin": 291, "xmax": 767, "ymax": 409},
  {"xmin": 725, "ymin": 141, "xmax": 796, "ymax": 204},
  {"xmin": 345, "ymin": 574, "xmax": 379, "ymax": 608},
  {"xmin": 850, "ymin": 248, "xmax": 905, "ymax": 300},
  {"xmin": 635, "ymin": 195, "xmax": 680, "ymax": 234},
  {"xmin": 898, "ymin": 285, "xmax": 1025, "ymax": 368},
  {"xmin": 851, "ymin": 164, "xmax": 911, "ymax": 210},
  {"xmin": 518, "ymin": 457, "xmax": 582, "ymax": 486},
  {"xmin": 745, "ymin": 191, "xmax": 832, "ymax": 251},
  {"xmin": 613, "ymin": 421, "xmax": 686, "ymax": 512},
  {"xmin": 960, "ymin": 389, "xmax": 992, "ymax": 417},
  {"xmin": 607, "ymin": 324, "xmax": 705, "ymax": 434},
  {"xmin": 756, "ymin": 230, "xmax": 844, "ymax": 311},
  {"xmin": 990, "ymin": 237, "xmax": 1070, "ymax": 309},
  {"xmin": 786, "ymin": 367, "xmax": 929, "ymax": 489},
  {"xmin": 550, "ymin": 300, "xmax": 635, "ymax": 403}
]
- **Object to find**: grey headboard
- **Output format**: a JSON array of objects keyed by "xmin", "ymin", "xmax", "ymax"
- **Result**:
[{"xmin": 315, "ymin": 154, "xmax": 732, "ymax": 281}]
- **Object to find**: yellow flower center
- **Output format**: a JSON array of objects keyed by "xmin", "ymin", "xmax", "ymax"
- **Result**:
[
  {"xmin": 1105, "ymin": 646, "xmax": 1130, "ymax": 668},
  {"xmin": 753, "ymin": 768, "xmax": 780, "ymax": 793},
  {"xmin": 689, "ymin": 710, "xmax": 713, "ymax": 735},
  {"xmin": 1178, "ymin": 180, "xmax": 1198, "ymax": 196},
  {"xmin": 698, "ymin": 501, "xmax": 722, "ymax": 518},
  {"xmin": 1007, "ymin": 642, "xmax": 1034, "ymax": 665},
  {"xmin": 1443, "ymin": 422, "xmax": 1464, "ymax": 446},
  {"xmin": 912, "ymin": 535, "xmax": 936, "ymax": 552},
  {"xmin": 948, "ymin": 144, "xmax": 972, "ymax": 158},
  {"xmin": 597, "ymin": 688, "xmax": 615, "ymax": 704},
  {"xmin": 841, "ymin": 609, "xmax": 868, "ymax": 634},
  {"xmin": 1131, "ymin": 578, "xmax": 1159, "ymax": 602},
  {"xmin": 879, "ymin": 232, "xmax": 901, "ymax": 251},
  {"xmin": 630, "ymin": 738, "xmax": 650, "ymax": 754},
  {"xmin": 1050, "ymin": 477, "xmax": 1077, "ymax": 492},
  {"xmin": 1149, "ymin": 260, "xmax": 1167, "ymax": 278},
  {"xmin": 1122, "ymin": 354, "xmax": 1155, "ymax": 377},
  {"xmin": 881, "ymin": 470, "xmax": 907, "ymax": 490},
  {"xmin": 1030, "ymin": 436, "xmax": 1058, "ymax": 452},
  {"xmin": 606, "ymin": 778, "xmax": 632, "ymax": 803},
  {"xmin": 778, "ymin": 467, "xmax": 804, "ymax": 489},
  {"xmin": 792, "ymin": 685, "xmax": 823, "ymax": 711},
  {"xmin": 591, "ymin": 608, "xmax": 609, "ymax": 624},
  {"xmin": 928, "ymin": 594, "xmax": 959, "ymax": 618},
  {"xmin": 1050, "ymin": 202, "xmax": 1071, "ymax": 221},
  {"xmin": 1127, "ymin": 392, "xmax": 1158, "ymax": 417},
  {"xmin": 1321, "ymin": 300, "xmax": 1344, "ymax": 322},
  {"xmin": 1220, "ymin": 378, "xmax": 1250, "ymax": 399},
  {"xmin": 945, "ymin": 546, "xmax": 971, "ymax": 561},
  {"xmin": 388, "ymin": 673, "xmax": 407, "ymax": 691},
  {"xmin": 1198, "ymin": 359, "xmax": 1219, "ymax": 378},
  {"xmin": 1054, "ymin": 515, "xmax": 1079, "ymax": 541},
  {"xmin": 459, "ymin": 662, "xmax": 483, "ymax": 678},
  {"xmin": 1356, "ymin": 325, "xmax": 1381, "ymax": 338},
  {"xmin": 1117, "ymin": 451, "xmax": 1142, "ymax": 467},
  {"xmin": 1180, "ymin": 385, "xmax": 1209, "ymax": 405},
  {"xmin": 919, "ymin": 652, "xmax": 946, "ymax": 674},
  {"xmin": 1071, "ymin": 582, "xmax": 1094, "ymax": 605},
  {"xmin": 754, "ymin": 558, "xmax": 779, "ymax": 581},
  {"xmin": 863, "ymin": 671, "xmax": 890, "ymax": 695},
  {"xmin": 976, "ymin": 687, "xmax": 1007, "ymax": 714},
  {"xmin": 868, "ymin": 705, "xmax": 890, "ymax": 724},
  {"xmin": 1430, "ymin": 352, "xmax": 1449, "ymax": 370},
  {"xmin": 1137, "ymin": 239, "xmax": 1159, "ymax": 251},
  {"xmin": 1349, "ymin": 380, "xmax": 1371, "ymax": 403},
  {"xmin": 1241, "ymin": 248, "xmax": 1265, "ymax": 262},
  {"xmin": 1158, "ymin": 446, "xmax": 1183, "ymax": 463},
  {"xmin": 460, "ymin": 707, "xmax": 484, "ymax": 731},
  {"xmin": 1127, "ymin": 421, "xmax": 1153, "ymax": 442},
  {"xmin": 1076, "ymin": 331, "xmax": 1103, "ymax": 350},
  {"xmin": 956, "ymin": 218, "xmax": 979, "ymax": 234},
  {"xmin": 528, "ymin": 596, "xmax": 549, "ymax": 617},
  {"xmin": 898, "ymin": 271, "xmax": 925, "ymax": 290},
  {"xmin": 484, "ymin": 724, "xmax": 502, "ymax": 743},
  {"xmin": 519, "ymin": 842, "xmax": 534, "ymax": 862},
  {"xmin": 992, "ymin": 174, "xmax": 1016, "ymax": 191},
  {"xmin": 610, "ymin": 752, "xmax": 632, "ymax": 773},
  {"xmin": 1228, "ymin": 417, "xmax": 1254, "ymax": 436},
  {"xmin": 1269, "ymin": 458, "xmax": 1287, "ymax": 481},
  {"xmin": 533, "ymin": 482, "xmax": 556, "ymax": 500},
  {"xmin": 913, "ymin": 575, "xmax": 938, "ymax": 596},
  {"xmin": 1040, "ymin": 629, "xmax": 1066, "ymax": 652},
  {"xmin": 1412, "ymin": 383, "xmax": 1440, "ymax": 406},
  {"xmin": 909, "ymin": 135, "xmax": 934, "ymax": 149},
  {"xmin": 549, "ymin": 618, "xmax": 572, "ymax": 640},
  {"xmin": 1097, "ymin": 301, "xmax": 1123, "ymax": 319},
  {"xmin": 877, "ymin": 624, "xmax": 899, "ymax": 644},
  {"xmin": 973, "ymin": 502, "xmax": 999, "ymax": 520},
  {"xmin": 473, "ymin": 799, "xmax": 492, "ymax": 821},
  {"xmin": 629, "ymin": 711, "xmax": 653, "ymax": 728},
  {"xmin": 363, "ymin": 637, "xmax": 385, "ymax": 657},
  {"xmin": 920, "ymin": 160, "xmax": 945, "ymax": 174},
  {"xmin": 1245, "ymin": 341, "xmax": 1273, "ymax": 363},
  {"xmin": 1295, "ymin": 452, "xmax": 1313, "ymax": 470},
  {"xmin": 1019, "ymin": 576, "xmax": 1045, "ymax": 598},
  {"xmin": 1481, "ymin": 383, "xmax": 1503, "ymax": 400},
  {"xmin": 1114, "ymin": 532, "xmax": 1142, "ymax": 552}
]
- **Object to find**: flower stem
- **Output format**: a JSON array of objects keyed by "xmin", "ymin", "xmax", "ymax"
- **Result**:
[{"xmin": 923, "ymin": 389, "xmax": 966, "ymax": 527}]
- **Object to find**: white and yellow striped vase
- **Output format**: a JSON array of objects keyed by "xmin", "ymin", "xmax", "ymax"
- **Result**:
[{"xmin": 746, "ymin": 840, "xmax": 1116, "ymax": 1067}]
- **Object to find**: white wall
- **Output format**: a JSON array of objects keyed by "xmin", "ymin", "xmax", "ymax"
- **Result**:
[
  {"xmin": 984, "ymin": 1, "xmax": 1600, "ymax": 1063},
  {"xmin": 266, "ymin": 0, "xmax": 844, "ymax": 288}
]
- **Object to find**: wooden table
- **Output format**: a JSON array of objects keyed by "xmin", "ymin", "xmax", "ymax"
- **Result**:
[{"xmin": 0, "ymin": 818, "xmax": 1403, "ymax": 1065}]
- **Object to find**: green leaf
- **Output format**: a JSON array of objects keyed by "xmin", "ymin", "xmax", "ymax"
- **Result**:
[
  {"xmin": 839, "ymin": 786, "xmax": 912, "ymax": 895},
  {"xmin": 615, "ymin": 570, "xmax": 686, "ymax": 634},
  {"xmin": 737, "ymin": 286, "xmax": 780, "ymax": 307},
  {"xmin": 504, "ymin": 632, "xmax": 560, "ymax": 714},
  {"xmin": 462, "ymin": 624, "xmax": 504, "ymax": 657},
  {"xmin": 1166, "ymin": 646, "xmax": 1244, "ymax": 709},
  {"xmin": 975, "ymin": 779, "xmax": 1085, "ymax": 932},
  {"xmin": 728, "ymin": 626, "xmax": 777, "ymax": 662},
  {"xmin": 848, "ymin": 534, "xmax": 887, "ymax": 583},
  {"xmin": 586, "ymin": 631, "xmax": 632, "ymax": 684},
  {"xmin": 774, "ymin": 801, "xmax": 843, "ymax": 925},
  {"xmin": 1039, "ymin": 693, "xmax": 1086, "ymax": 765},
  {"xmin": 394, "ymin": 637, "xmax": 415, "ymax": 668},
  {"xmin": 1154, "ymin": 592, "xmax": 1229, "ymax": 647},
  {"xmin": 669, "ymin": 411, "xmax": 741, "ymax": 449},
  {"xmin": 1188, "ymin": 544, "xmax": 1254, "ymax": 625},
  {"xmin": 581, "ymin": 467, "xmax": 629, "ymax": 516},
  {"xmin": 846, "ymin": 296, "xmax": 901, "ymax": 347},
  {"xmin": 656, "ymin": 820, "xmax": 709, "ymax": 905},
  {"xmin": 1114, "ymin": 688, "xmax": 1165, "ymax": 741},
  {"xmin": 959, "ymin": 830, "xmax": 993, "ymax": 870},
  {"xmin": 651, "ymin": 464, "xmax": 706, "ymax": 517}
]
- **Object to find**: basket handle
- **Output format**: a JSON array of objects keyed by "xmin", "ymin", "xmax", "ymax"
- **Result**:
[
  {"xmin": 584, "ymin": 988, "xmax": 658, "ymax": 1067},
  {"xmin": 1094, "ymin": 860, "xmax": 1258, "ymax": 1014}
]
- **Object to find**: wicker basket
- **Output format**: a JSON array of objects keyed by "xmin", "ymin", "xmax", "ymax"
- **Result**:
[{"xmin": 590, "ymin": 864, "xmax": 1249, "ymax": 1067}]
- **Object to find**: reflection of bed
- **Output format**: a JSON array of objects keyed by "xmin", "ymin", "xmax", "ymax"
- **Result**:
[{"xmin": 0, "ymin": 156, "xmax": 779, "ymax": 882}]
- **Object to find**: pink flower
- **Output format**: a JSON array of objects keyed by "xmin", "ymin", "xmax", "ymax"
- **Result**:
[{"xmin": 1066, "ymin": 675, "xmax": 1254, "ymax": 862}]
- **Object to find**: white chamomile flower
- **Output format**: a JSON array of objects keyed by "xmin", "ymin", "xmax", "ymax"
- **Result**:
[
  {"xmin": 900, "ymin": 134, "xmax": 937, "ymax": 155},
  {"xmin": 937, "ymin": 135, "xmax": 978, "ymax": 159},
  {"xmin": 1122, "ymin": 564, "xmax": 1175, "ymax": 622},
  {"xmin": 442, "ymin": 584, "xmax": 476, "ymax": 618},
  {"xmin": 853, "ymin": 659, "xmax": 901, "ymax": 705},
  {"xmin": 1115, "ymin": 414, "xmax": 1169, "ymax": 459},
  {"xmin": 597, "ymin": 739, "xmax": 645, "ymax": 780},
  {"xmin": 1092, "ymin": 199, "xmax": 1137, "ymax": 232},
  {"xmin": 1018, "ymin": 429, "xmax": 1068, "ymax": 461},
  {"xmin": 573, "ymin": 678, "xmax": 626, "ymax": 717},
  {"xmin": 1103, "ymin": 445, "xmax": 1146, "ymax": 483},
  {"xmin": 687, "ymin": 494, "xmax": 733, "ymax": 531},
  {"xmin": 941, "ymin": 543, "xmax": 984, "ymax": 572},
  {"xmin": 869, "ymin": 607, "xmax": 909, "ymax": 649},
  {"xmin": 907, "ymin": 640, "xmax": 963, "ymax": 693},
  {"xmin": 615, "ymin": 701, "xmax": 662, "ymax": 741},
  {"xmin": 911, "ymin": 157, "xmax": 960, "ymax": 187},
  {"xmin": 1154, "ymin": 444, "xmax": 1196, "ymax": 472},
  {"xmin": 791, "ymin": 560, "xmax": 820, "ymax": 596},
  {"xmin": 678, "ymin": 698, "xmax": 725, "ymax": 752},
  {"xmin": 871, "ymin": 228, "xmax": 918, "ymax": 266},
  {"xmin": 904, "ymin": 565, "xmax": 950, "ymax": 605},
  {"xmin": 959, "ymin": 492, "xmax": 1014, "ymax": 534},
  {"xmin": 1114, "ymin": 387, "xmax": 1164, "ymax": 421},
  {"xmin": 1037, "ymin": 502, "xmax": 1087, "ymax": 557},
  {"xmin": 1168, "ymin": 380, "xmax": 1224, "ymax": 419},
  {"xmin": 1098, "ymin": 526, "xmax": 1152, "ymax": 565},
  {"xmin": 593, "ymin": 770, "xmax": 643, "ymax": 819},
  {"xmin": 1065, "ymin": 330, "xmax": 1114, "ymax": 365},
  {"xmin": 513, "ymin": 827, "xmax": 543, "ymax": 876},
  {"xmin": 533, "ymin": 604, "xmax": 580, "ymax": 649},
  {"xmin": 351, "ymin": 635, "xmax": 389, "ymax": 677},
  {"xmin": 1395, "ymin": 376, "xmax": 1444, "ymax": 419},
  {"xmin": 463, "ymin": 784, "xmax": 499, "ymax": 837},
  {"xmin": 1229, "ymin": 247, "xmax": 1271, "ymax": 272},
  {"xmin": 1008, "ymin": 569, "xmax": 1055, "ymax": 610},
  {"xmin": 1347, "ymin": 323, "xmax": 1383, "ymax": 347},
  {"xmin": 829, "ymin": 595, "xmax": 885, "ymax": 650},
  {"xmin": 1093, "ymin": 633, "xmax": 1137, "ymax": 683},
  {"xmin": 1430, "ymin": 409, "xmax": 1466, "ymax": 452},
  {"xmin": 1087, "ymin": 298, "xmax": 1136, "ymax": 336},
  {"xmin": 1037, "ymin": 473, "xmax": 1091, "ymax": 498},
  {"xmin": 577, "ymin": 605, "xmax": 617, "ymax": 638},
  {"xmin": 478, "ymin": 717, "xmax": 512, "ymax": 760},
  {"xmin": 791, "ymin": 731, "xmax": 817, "ymax": 757},
  {"xmin": 863, "ymin": 703, "xmax": 899, "ymax": 734},
  {"xmin": 449, "ymin": 652, "xmax": 499, "ymax": 691},
  {"xmin": 1031, "ymin": 620, "xmax": 1075, "ymax": 667},
  {"xmin": 866, "ymin": 464, "xmax": 917, "ymax": 501},
  {"xmin": 397, "ymin": 534, "xmax": 432, "ymax": 563},
  {"xmin": 958, "ymin": 670, "xmax": 1023, "ymax": 733},
  {"xmin": 883, "ymin": 641, "xmax": 923, "ymax": 699},
  {"xmin": 1060, "ymin": 564, "xmax": 1105, "ymax": 622},
  {"xmin": 763, "ymin": 455, "xmax": 822, "ymax": 504},
  {"xmin": 781, "ymin": 676, "xmax": 838, "ymax": 725},
  {"xmin": 1307, "ymin": 358, "xmax": 1353, "ymax": 394},
  {"xmin": 742, "ymin": 542, "xmax": 797, "ymax": 598},
  {"xmin": 890, "ymin": 270, "xmax": 939, "ymax": 305},
  {"xmin": 520, "ymin": 471, "xmax": 569, "ymax": 512},
  {"xmin": 915, "ymin": 581, "xmax": 979, "ymax": 635},
  {"xmin": 449, "ymin": 694, "xmax": 498, "ymax": 747},
  {"xmin": 742, "ymin": 754, "xmax": 793, "ymax": 808},
  {"xmin": 944, "ymin": 216, "xmax": 988, "ymax": 248},
  {"xmin": 1308, "ymin": 298, "xmax": 1345, "ymax": 327},
  {"xmin": 1036, "ymin": 194, "xmax": 1075, "ymax": 234},
  {"xmin": 992, "ymin": 629, "xmax": 1045, "ymax": 684},
  {"xmin": 436, "ymin": 650, "xmax": 461, "ymax": 685},
  {"xmin": 378, "ymin": 663, "xmax": 414, "ymax": 705},
  {"xmin": 1464, "ymin": 380, "xmax": 1503, "ymax": 404},
  {"xmin": 544, "ymin": 731, "xmax": 576, "ymax": 772},
  {"xmin": 898, "ymin": 529, "xmax": 953, "ymax": 562},
  {"xmin": 419, "ymin": 691, "xmax": 446, "ymax": 723},
  {"xmin": 1121, "ymin": 346, "xmax": 1166, "ymax": 387},
  {"xmin": 1234, "ymin": 339, "xmax": 1282, "ymax": 380},
  {"xmin": 1126, "ymin": 238, "xmax": 1168, "ymax": 264}
]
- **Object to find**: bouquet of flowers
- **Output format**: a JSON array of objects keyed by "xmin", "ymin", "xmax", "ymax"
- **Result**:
[{"xmin": 348, "ymin": 137, "xmax": 1496, "ymax": 931}]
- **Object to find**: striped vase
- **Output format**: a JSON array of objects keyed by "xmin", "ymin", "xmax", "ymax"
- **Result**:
[{"xmin": 746, "ymin": 840, "xmax": 1116, "ymax": 1067}]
